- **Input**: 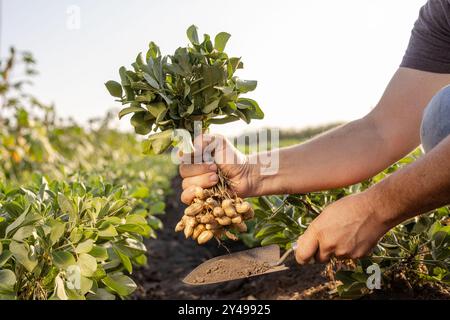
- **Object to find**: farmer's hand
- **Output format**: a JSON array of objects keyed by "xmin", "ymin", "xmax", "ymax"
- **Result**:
[
  {"xmin": 295, "ymin": 192, "xmax": 390, "ymax": 263},
  {"xmin": 179, "ymin": 134, "xmax": 258, "ymax": 204}
]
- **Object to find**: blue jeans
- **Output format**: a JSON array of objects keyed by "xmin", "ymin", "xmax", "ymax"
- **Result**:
[{"xmin": 421, "ymin": 85, "xmax": 450, "ymax": 153}]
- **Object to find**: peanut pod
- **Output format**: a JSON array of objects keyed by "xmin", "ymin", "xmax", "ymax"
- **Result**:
[
  {"xmin": 192, "ymin": 224, "xmax": 206, "ymax": 240},
  {"xmin": 205, "ymin": 197, "xmax": 219, "ymax": 208},
  {"xmin": 185, "ymin": 202, "xmax": 203, "ymax": 216},
  {"xmin": 175, "ymin": 221, "xmax": 185, "ymax": 232},
  {"xmin": 233, "ymin": 222, "xmax": 247, "ymax": 233},
  {"xmin": 184, "ymin": 224, "xmax": 194, "ymax": 238},
  {"xmin": 194, "ymin": 186, "xmax": 207, "ymax": 200},
  {"xmin": 235, "ymin": 201, "xmax": 251, "ymax": 214},
  {"xmin": 197, "ymin": 230, "xmax": 214, "ymax": 245},
  {"xmin": 231, "ymin": 215, "xmax": 242, "ymax": 224},
  {"xmin": 213, "ymin": 207, "xmax": 225, "ymax": 217},
  {"xmin": 216, "ymin": 216, "xmax": 232, "ymax": 226},
  {"xmin": 200, "ymin": 213, "xmax": 215, "ymax": 224}
]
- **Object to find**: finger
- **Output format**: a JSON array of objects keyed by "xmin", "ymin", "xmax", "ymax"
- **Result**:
[
  {"xmin": 181, "ymin": 172, "xmax": 218, "ymax": 190},
  {"xmin": 181, "ymin": 186, "xmax": 196, "ymax": 205},
  {"xmin": 179, "ymin": 163, "xmax": 217, "ymax": 178},
  {"xmin": 295, "ymin": 229, "xmax": 319, "ymax": 265},
  {"xmin": 315, "ymin": 246, "xmax": 332, "ymax": 263}
]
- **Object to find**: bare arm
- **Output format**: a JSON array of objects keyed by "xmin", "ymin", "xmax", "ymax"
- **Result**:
[
  {"xmin": 254, "ymin": 67, "xmax": 450, "ymax": 196},
  {"xmin": 295, "ymin": 129, "xmax": 450, "ymax": 264},
  {"xmin": 179, "ymin": 68, "xmax": 450, "ymax": 204},
  {"xmin": 369, "ymin": 135, "xmax": 450, "ymax": 228}
]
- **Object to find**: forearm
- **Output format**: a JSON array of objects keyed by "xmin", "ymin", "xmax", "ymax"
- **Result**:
[
  {"xmin": 366, "ymin": 135, "xmax": 450, "ymax": 228},
  {"xmin": 250, "ymin": 116, "xmax": 403, "ymax": 196},
  {"xmin": 248, "ymin": 68, "xmax": 450, "ymax": 197}
]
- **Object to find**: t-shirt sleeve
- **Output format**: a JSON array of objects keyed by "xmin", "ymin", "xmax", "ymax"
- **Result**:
[{"xmin": 400, "ymin": 0, "xmax": 450, "ymax": 73}]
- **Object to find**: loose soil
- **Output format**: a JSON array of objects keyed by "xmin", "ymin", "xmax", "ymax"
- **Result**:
[{"xmin": 132, "ymin": 176, "xmax": 450, "ymax": 300}]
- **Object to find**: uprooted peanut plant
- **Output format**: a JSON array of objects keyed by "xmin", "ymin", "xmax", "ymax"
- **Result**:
[{"xmin": 106, "ymin": 25, "xmax": 263, "ymax": 245}]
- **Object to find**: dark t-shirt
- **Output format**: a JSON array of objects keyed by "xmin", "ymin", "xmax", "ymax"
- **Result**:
[{"xmin": 401, "ymin": 0, "xmax": 450, "ymax": 73}]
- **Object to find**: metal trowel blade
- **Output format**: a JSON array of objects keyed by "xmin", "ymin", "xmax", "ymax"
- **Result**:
[{"xmin": 182, "ymin": 245, "xmax": 289, "ymax": 286}]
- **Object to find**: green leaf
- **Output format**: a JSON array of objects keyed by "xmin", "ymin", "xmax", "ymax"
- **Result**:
[
  {"xmin": 0, "ymin": 270, "xmax": 16, "ymax": 288},
  {"xmin": 260, "ymin": 233, "xmax": 287, "ymax": 246},
  {"xmin": 52, "ymin": 251, "xmax": 76, "ymax": 269},
  {"xmin": 147, "ymin": 41, "xmax": 161, "ymax": 60},
  {"xmin": 51, "ymin": 275, "xmax": 68, "ymax": 300},
  {"xmin": 75, "ymin": 239, "xmax": 94, "ymax": 254},
  {"xmin": 149, "ymin": 201, "xmax": 166, "ymax": 215},
  {"xmin": 143, "ymin": 73, "xmax": 160, "ymax": 89},
  {"xmin": 227, "ymin": 57, "xmax": 242, "ymax": 77},
  {"xmin": 87, "ymin": 288, "xmax": 115, "ymax": 300},
  {"xmin": 118, "ymin": 106, "xmax": 146, "ymax": 119},
  {"xmin": 9, "ymin": 241, "xmax": 38, "ymax": 272},
  {"xmin": 142, "ymin": 130, "xmax": 174, "ymax": 155},
  {"xmin": 202, "ymin": 99, "xmax": 220, "ymax": 113},
  {"xmin": 186, "ymin": 25, "xmax": 200, "ymax": 45},
  {"xmin": 102, "ymin": 274, "xmax": 137, "ymax": 296},
  {"xmin": 214, "ymin": 32, "xmax": 231, "ymax": 52},
  {"xmin": 130, "ymin": 112, "xmax": 153, "ymax": 135},
  {"xmin": 48, "ymin": 219, "xmax": 65, "ymax": 245},
  {"xmin": 5, "ymin": 207, "xmax": 30, "ymax": 237},
  {"xmin": 207, "ymin": 115, "xmax": 240, "ymax": 125},
  {"xmin": 119, "ymin": 66, "xmax": 130, "ymax": 86},
  {"xmin": 12, "ymin": 225, "xmax": 34, "ymax": 241},
  {"xmin": 105, "ymin": 81, "xmax": 123, "ymax": 98},
  {"xmin": 237, "ymin": 98, "xmax": 264, "ymax": 119},
  {"xmin": 57, "ymin": 193, "xmax": 77, "ymax": 225},
  {"xmin": 77, "ymin": 253, "xmax": 97, "ymax": 277},
  {"xmin": 235, "ymin": 79, "xmax": 257, "ymax": 93},
  {"xmin": 147, "ymin": 102, "xmax": 166, "ymax": 118},
  {"xmin": 89, "ymin": 245, "xmax": 109, "ymax": 261},
  {"xmin": 134, "ymin": 254, "xmax": 147, "ymax": 266},
  {"xmin": 98, "ymin": 224, "xmax": 118, "ymax": 238},
  {"xmin": 130, "ymin": 187, "xmax": 149, "ymax": 199},
  {"xmin": 113, "ymin": 247, "xmax": 132, "ymax": 274},
  {"xmin": 117, "ymin": 224, "xmax": 151, "ymax": 237},
  {"xmin": 0, "ymin": 250, "xmax": 13, "ymax": 267}
]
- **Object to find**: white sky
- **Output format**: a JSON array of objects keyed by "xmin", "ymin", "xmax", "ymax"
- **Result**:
[{"xmin": 1, "ymin": 0, "xmax": 427, "ymax": 136}]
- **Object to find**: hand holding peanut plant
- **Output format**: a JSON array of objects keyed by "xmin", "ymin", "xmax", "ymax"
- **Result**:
[{"xmin": 106, "ymin": 25, "xmax": 264, "ymax": 245}]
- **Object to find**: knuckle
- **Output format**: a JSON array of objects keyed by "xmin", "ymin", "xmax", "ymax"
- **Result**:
[
  {"xmin": 181, "ymin": 178, "xmax": 194, "ymax": 190},
  {"xmin": 335, "ymin": 248, "xmax": 349, "ymax": 258}
]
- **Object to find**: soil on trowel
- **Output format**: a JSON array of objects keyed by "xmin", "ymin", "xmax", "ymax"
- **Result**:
[{"xmin": 185, "ymin": 258, "xmax": 271, "ymax": 284}]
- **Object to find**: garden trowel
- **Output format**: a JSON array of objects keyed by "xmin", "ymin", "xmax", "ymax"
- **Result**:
[{"xmin": 182, "ymin": 244, "xmax": 296, "ymax": 286}]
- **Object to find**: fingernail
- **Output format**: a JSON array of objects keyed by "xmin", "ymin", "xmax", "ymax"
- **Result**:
[
  {"xmin": 209, "ymin": 164, "xmax": 217, "ymax": 171},
  {"xmin": 291, "ymin": 241, "xmax": 298, "ymax": 251},
  {"xmin": 210, "ymin": 174, "xmax": 218, "ymax": 182}
]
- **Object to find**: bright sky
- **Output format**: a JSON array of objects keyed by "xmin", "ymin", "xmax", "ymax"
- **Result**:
[{"xmin": 1, "ymin": 0, "xmax": 427, "ymax": 135}]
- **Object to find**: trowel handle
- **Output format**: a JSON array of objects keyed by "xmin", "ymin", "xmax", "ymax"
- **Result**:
[{"xmin": 275, "ymin": 241, "xmax": 315, "ymax": 266}]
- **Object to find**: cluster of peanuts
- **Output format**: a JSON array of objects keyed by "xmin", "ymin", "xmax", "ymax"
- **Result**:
[{"xmin": 174, "ymin": 186, "xmax": 254, "ymax": 245}]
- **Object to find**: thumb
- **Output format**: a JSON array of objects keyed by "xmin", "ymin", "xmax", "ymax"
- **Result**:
[{"xmin": 295, "ymin": 228, "xmax": 319, "ymax": 265}]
